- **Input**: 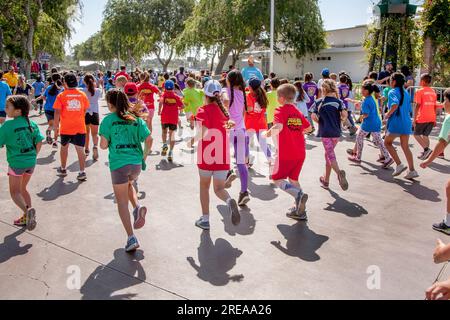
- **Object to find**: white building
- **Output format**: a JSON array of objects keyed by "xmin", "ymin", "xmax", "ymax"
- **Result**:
[{"xmin": 229, "ymin": 25, "xmax": 369, "ymax": 82}]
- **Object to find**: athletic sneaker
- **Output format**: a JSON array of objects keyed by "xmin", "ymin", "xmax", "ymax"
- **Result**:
[
  {"xmin": 286, "ymin": 207, "xmax": 308, "ymax": 221},
  {"xmin": 195, "ymin": 218, "xmax": 210, "ymax": 230},
  {"xmin": 77, "ymin": 172, "xmax": 87, "ymax": 181},
  {"xmin": 125, "ymin": 235, "xmax": 140, "ymax": 252},
  {"xmin": 93, "ymin": 147, "xmax": 99, "ymax": 161},
  {"xmin": 133, "ymin": 206, "xmax": 147, "ymax": 230},
  {"xmin": 433, "ymin": 221, "xmax": 450, "ymax": 236},
  {"xmin": 238, "ymin": 191, "xmax": 250, "ymax": 207},
  {"xmin": 392, "ymin": 164, "xmax": 407, "ymax": 177},
  {"xmin": 228, "ymin": 199, "xmax": 241, "ymax": 226},
  {"xmin": 418, "ymin": 149, "xmax": 433, "ymax": 160},
  {"xmin": 161, "ymin": 144, "xmax": 169, "ymax": 157},
  {"xmin": 438, "ymin": 153, "xmax": 445, "ymax": 159},
  {"xmin": 168, "ymin": 150, "xmax": 173, "ymax": 162},
  {"xmin": 349, "ymin": 127, "xmax": 358, "ymax": 136},
  {"xmin": 348, "ymin": 155, "xmax": 361, "ymax": 164},
  {"xmin": 382, "ymin": 158, "xmax": 395, "ymax": 169},
  {"xmin": 295, "ymin": 192, "xmax": 308, "ymax": 216},
  {"xmin": 346, "ymin": 149, "xmax": 356, "ymax": 156},
  {"xmin": 85, "ymin": 149, "xmax": 90, "ymax": 157},
  {"xmin": 320, "ymin": 177, "xmax": 329, "ymax": 190},
  {"xmin": 26, "ymin": 208, "xmax": 37, "ymax": 231},
  {"xmin": 404, "ymin": 170, "xmax": 419, "ymax": 180},
  {"xmin": 57, "ymin": 167, "xmax": 68, "ymax": 177},
  {"xmin": 14, "ymin": 215, "xmax": 27, "ymax": 227},
  {"xmin": 224, "ymin": 170, "xmax": 237, "ymax": 189},
  {"xmin": 45, "ymin": 130, "xmax": 52, "ymax": 145},
  {"xmin": 377, "ymin": 155, "xmax": 386, "ymax": 163},
  {"xmin": 338, "ymin": 170, "xmax": 349, "ymax": 191}
]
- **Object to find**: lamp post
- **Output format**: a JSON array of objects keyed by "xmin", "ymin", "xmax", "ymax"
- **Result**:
[{"xmin": 270, "ymin": 0, "xmax": 275, "ymax": 74}]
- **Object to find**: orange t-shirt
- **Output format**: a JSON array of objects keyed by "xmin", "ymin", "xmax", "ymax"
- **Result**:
[
  {"xmin": 53, "ymin": 89, "xmax": 90, "ymax": 135},
  {"xmin": 414, "ymin": 87, "xmax": 437, "ymax": 124}
]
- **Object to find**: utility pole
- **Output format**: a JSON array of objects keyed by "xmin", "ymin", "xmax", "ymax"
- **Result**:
[{"xmin": 270, "ymin": 0, "xmax": 275, "ymax": 74}]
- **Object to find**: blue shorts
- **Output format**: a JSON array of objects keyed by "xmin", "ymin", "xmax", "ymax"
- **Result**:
[{"xmin": 45, "ymin": 110, "xmax": 55, "ymax": 121}]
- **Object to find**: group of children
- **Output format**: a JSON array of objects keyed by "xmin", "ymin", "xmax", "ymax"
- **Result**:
[{"xmin": 0, "ymin": 65, "xmax": 449, "ymax": 254}]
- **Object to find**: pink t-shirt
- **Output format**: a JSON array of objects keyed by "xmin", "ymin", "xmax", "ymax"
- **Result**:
[{"xmin": 224, "ymin": 88, "xmax": 246, "ymax": 130}]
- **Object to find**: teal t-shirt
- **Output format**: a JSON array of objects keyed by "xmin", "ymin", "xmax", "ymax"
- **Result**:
[
  {"xmin": 439, "ymin": 115, "xmax": 450, "ymax": 143},
  {"xmin": 0, "ymin": 117, "xmax": 44, "ymax": 168},
  {"xmin": 99, "ymin": 113, "xmax": 151, "ymax": 171}
]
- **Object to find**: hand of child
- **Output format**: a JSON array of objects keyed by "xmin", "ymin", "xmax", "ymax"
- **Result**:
[
  {"xmin": 224, "ymin": 120, "xmax": 235, "ymax": 130},
  {"xmin": 426, "ymin": 278, "xmax": 450, "ymax": 300},
  {"xmin": 420, "ymin": 160, "xmax": 430, "ymax": 169},
  {"xmin": 434, "ymin": 239, "xmax": 448, "ymax": 264}
]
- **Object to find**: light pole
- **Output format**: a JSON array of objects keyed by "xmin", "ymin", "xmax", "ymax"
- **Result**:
[{"xmin": 270, "ymin": 0, "xmax": 275, "ymax": 74}]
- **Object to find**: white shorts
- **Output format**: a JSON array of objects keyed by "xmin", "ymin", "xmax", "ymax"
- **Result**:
[{"xmin": 198, "ymin": 169, "xmax": 228, "ymax": 181}]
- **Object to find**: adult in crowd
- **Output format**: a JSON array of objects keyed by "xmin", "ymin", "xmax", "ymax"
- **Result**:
[
  {"xmin": 115, "ymin": 65, "xmax": 131, "ymax": 81},
  {"xmin": 4, "ymin": 66, "xmax": 19, "ymax": 91},
  {"xmin": 0, "ymin": 71, "xmax": 12, "ymax": 124},
  {"xmin": 241, "ymin": 55, "xmax": 264, "ymax": 84},
  {"xmin": 377, "ymin": 61, "xmax": 394, "ymax": 85}
]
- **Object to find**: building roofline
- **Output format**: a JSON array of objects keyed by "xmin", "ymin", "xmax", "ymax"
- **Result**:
[{"xmin": 326, "ymin": 24, "xmax": 368, "ymax": 32}]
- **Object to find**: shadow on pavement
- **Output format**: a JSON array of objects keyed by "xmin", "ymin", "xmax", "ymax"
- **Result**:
[
  {"xmin": 217, "ymin": 205, "xmax": 256, "ymax": 236},
  {"xmin": 36, "ymin": 151, "xmax": 57, "ymax": 166},
  {"xmin": 187, "ymin": 232, "xmax": 244, "ymax": 286},
  {"xmin": 248, "ymin": 179, "xmax": 278, "ymax": 201},
  {"xmin": 67, "ymin": 160, "xmax": 96, "ymax": 173},
  {"xmin": 271, "ymin": 223, "xmax": 329, "ymax": 262},
  {"xmin": 324, "ymin": 190, "xmax": 368, "ymax": 218},
  {"xmin": 428, "ymin": 162, "xmax": 450, "ymax": 175},
  {"xmin": 155, "ymin": 160, "xmax": 184, "ymax": 171},
  {"xmin": 0, "ymin": 228, "xmax": 32, "ymax": 264},
  {"xmin": 36, "ymin": 178, "xmax": 81, "ymax": 201},
  {"xmin": 80, "ymin": 249, "xmax": 146, "ymax": 300}
]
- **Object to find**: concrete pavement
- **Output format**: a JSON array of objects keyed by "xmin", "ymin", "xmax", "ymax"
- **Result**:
[{"xmin": 0, "ymin": 100, "xmax": 449, "ymax": 300}]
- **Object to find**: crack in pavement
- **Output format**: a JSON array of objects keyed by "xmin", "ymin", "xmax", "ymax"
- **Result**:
[
  {"xmin": 6, "ymin": 274, "xmax": 51, "ymax": 298},
  {"xmin": 0, "ymin": 220, "xmax": 188, "ymax": 300}
]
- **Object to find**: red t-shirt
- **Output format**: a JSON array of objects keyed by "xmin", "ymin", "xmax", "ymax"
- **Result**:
[
  {"xmin": 274, "ymin": 104, "xmax": 311, "ymax": 161},
  {"xmin": 138, "ymin": 82, "xmax": 159, "ymax": 109},
  {"xmin": 161, "ymin": 91, "xmax": 183, "ymax": 125},
  {"xmin": 245, "ymin": 92, "xmax": 268, "ymax": 131},
  {"xmin": 195, "ymin": 103, "xmax": 230, "ymax": 171},
  {"xmin": 115, "ymin": 71, "xmax": 131, "ymax": 81}
]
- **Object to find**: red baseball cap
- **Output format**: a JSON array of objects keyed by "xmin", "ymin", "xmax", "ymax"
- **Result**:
[{"xmin": 124, "ymin": 82, "xmax": 138, "ymax": 95}]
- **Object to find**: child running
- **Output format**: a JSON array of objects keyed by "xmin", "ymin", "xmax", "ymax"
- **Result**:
[
  {"xmin": 294, "ymin": 81, "xmax": 311, "ymax": 117},
  {"xmin": 222, "ymin": 70, "xmax": 250, "ymax": 206},
  {"xmin": 53, "ymin": 73, "xmax": 90, "ymax": 181},
  {"xmin": 83, "ymin": 74, "xmax": 102, "ymax": 161},
  {"xmin": 263, "ymin": 84, "xmax": 312, "ymax": 221},
  {"xmin": 303, "ymin": 73, "xmax": 318, "ymax": 132},
  {"xmin": 338, "ymin": 74, "xmax": 357, "ymax": 136},
  {"xmin": 311, "ymin": 79, "xmax": 349, "ymax": 191},
  {"xmin": 420, "ymin": 88, "xmax": 450, "ymax": 235},
  {"xmin": 183, "ymin": 78, "xmax": 204, "ymax": 130},
  {"xmin": 383, "ymin": 72, "xmax": 419, "ymax": 180},
  {"xmin": 158, "ymin": 80, "xmax": 184, "ymax": 162},
  {"xmin": 32, "ymin": 76, "xmax": 45, "ymax": 115},
  {"xmin": 0, "ymin": 96, "xmax": 44, "ymax": 230},
  {"xmin": 99, "ymin": 89, "xmax": 152, "ymax": 252},
  {"xmin": 266, "ymin": 78, "xmax": 281, "ymax": 129},
  {"xmin": 138, "ymin": 72, "xmax": 160, "ymax": 137},
  {"xmin": 188, "ymin": 80, "xmax": 240, "ymax": 230},
  {"xmin": 414, "ymin": 74, "xmax": 439, "ymax": 160},
  {"xmin": 0, "ymin": 71, "xmax": 13, "ymax": 125},
  {"xmin": 347, "ymin": 81, "xmax": 393, "ymax": 167}
]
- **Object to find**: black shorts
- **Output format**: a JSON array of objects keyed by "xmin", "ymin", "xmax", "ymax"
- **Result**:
[
  {"xmin": 85, "ymin": 113, "xmax": 100, "ymax": 126},
  {"xmin": 0, "ymin": 111, "xmax": 6, "ymax": 118},
  {"xmin": 61, "ymin": 134, "xmax": 86, "ymax": 147},
  {"xmin": 35, "ymin": 96, "xmax": 43, "ymax": 106},
  {"xmin": 162, "ymin": 123, "xmax": 177, "ymax": 131},
  {"xmin": 45, "ymin": 110, "xmax": 55, "ymax": 121},
  {"xmin": 414, "ymin": 122, "xmax": 434, "ymax": 136}
]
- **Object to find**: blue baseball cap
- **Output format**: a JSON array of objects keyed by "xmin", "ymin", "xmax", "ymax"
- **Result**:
[
  {"xmin": 164, "ymin": 80, "xmax": 175, "ymax": 90},
  {"xmin": 322, "ymin": 68, "xmax": 330, "ymax": 77},
  {"xmin": 249, "ymin": 77, "xmax": 262, "ymax": 90}
]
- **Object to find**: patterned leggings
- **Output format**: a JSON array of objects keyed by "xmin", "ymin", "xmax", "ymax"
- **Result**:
[
  {"xmin": 322, "ymin": 138, "xmax": 340, "ymax": 165},
  {"xmin": 356, "ymin": 129, "xmax": 390, "ymax": 160}
]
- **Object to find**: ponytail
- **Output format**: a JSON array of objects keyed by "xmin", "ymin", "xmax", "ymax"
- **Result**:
[
  {"xmin": 106, "ymin": 89, "xmax": 139, "ymax": 121},
  {"xmin": 211, "ymin": 93, "xmax": 229, "ymax": 119},
  {"xmin": 84, "ymin": 74, "xmax": 96, "ymax": 96},
  {"xmin": 49, "ymin": 73, "xmax": 62, "ymax": 96}
]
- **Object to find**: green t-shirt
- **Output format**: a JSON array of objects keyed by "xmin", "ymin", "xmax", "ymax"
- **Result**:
[
  {"xmin": 382, "ymin": 87, "xmax": 391, "ymax": 107},
  {"xmin": 0, "ymin": 117, "xmax": 44, "ymax": 169},
  {"xmin": 182, "ymin": 87, "xmax": 204, "ymax": 115},
  {"xmin": 266, "ymin": 89, "xmax": 278, "ymax": 124},
  {"xmin": 439, "ymin": 115, "xmax": 450, "ymax": 143},
  {"xmin": 99, "ymin": 113, "xmax": 151, "ymax": 171}
]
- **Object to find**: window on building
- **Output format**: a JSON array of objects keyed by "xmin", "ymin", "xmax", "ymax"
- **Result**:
[{"xmin": 316, "ymin": 57, "xmax": 332, "ymax": 61}]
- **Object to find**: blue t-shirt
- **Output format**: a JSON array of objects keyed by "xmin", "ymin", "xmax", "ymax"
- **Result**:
[
  {"xmin": 312, "ymin": 96, "xmax": 344, "ymax": 138},
  {"xmin": 43, "ymin": 85, "xmax": 62, "ymax": 111},
  {"xmin": 361, "ymin": 96, "xmax": 382, "ymax": 133},
  {"xmin": 387, "ymin": 88, "xmax": 412, "ymax": 135},
  {"xmin": 32, "ymin": 81, "xmax": 45, "ymax": 96},
  {"xmin": 0, "ymin": 81, "xmax": 12, "ymax": 112},
  {"xmin": 241, "ymin": 66, "xmax": 264, "ymax": 83}
]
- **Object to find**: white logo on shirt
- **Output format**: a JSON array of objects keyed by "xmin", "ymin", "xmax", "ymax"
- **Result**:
[{"xmin": 67, "ymin": 99, "xmax": 81, "ymax": 111}]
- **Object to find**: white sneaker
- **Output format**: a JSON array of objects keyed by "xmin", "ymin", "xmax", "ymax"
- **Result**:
[
  {"xmin": 404, "ymin": 170, "xmax": 419, "ymax": 180},
  {"xmin": 392, "ymin": 164, "xmax": 407, "ymax": 177}
]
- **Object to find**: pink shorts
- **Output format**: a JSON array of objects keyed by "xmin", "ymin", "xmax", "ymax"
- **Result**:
[{"xmin": 8, "ymin": 166, "xmax": 35, "ymax": 177}]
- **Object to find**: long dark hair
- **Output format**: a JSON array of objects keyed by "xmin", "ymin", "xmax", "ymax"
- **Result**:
[
  {"xmin": 7, "ymin": 95, "xmax": 33, "ymax": 133},
  {"xmin": 208, "ymin": 93, "xmax": 229, "ymax": 119},
  {"xmin": 362, "ymin": 80, "xmax": 377, "ymax": 95},
  {"xmin": 294, "ymin": 81, "xmax": 305, "ymax": 102},
  {"xmin": 251, "ymin": 86, "xmax": 268, "ymax": 110},
  {"xmin": 48, "ymin": 73, "xmax": 62, "ymax": 96},
  {"xmin": 84, "ymin": 74, "xmax": 96, "ymax": 96},
  {"xmin": 106, "ymin": 89, "xmax": 139, "ymax": 121},
  {"xmin": 391, "ymin": 72, "xmax": 406, "ymax": 106},
  {"xmin": 226, "ymin": 70, "xmax": 248, "ymax": 112}
]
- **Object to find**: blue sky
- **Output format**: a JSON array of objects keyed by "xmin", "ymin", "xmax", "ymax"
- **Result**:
[{"xmin": 67, "ymin": 0, "xmax": 419, "ymax": 52}]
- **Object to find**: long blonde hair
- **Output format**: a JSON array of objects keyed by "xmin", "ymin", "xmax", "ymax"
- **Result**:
[{"xmin": 321, "ymin": 79, "xmax": 338, "ymax": 97}]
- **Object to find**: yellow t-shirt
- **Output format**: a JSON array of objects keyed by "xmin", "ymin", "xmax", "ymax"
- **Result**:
[
  {"xmin": 266, "ymin": 89, "xmax": 279, "ymax": 124},
  {"xmin": 4, "ymin": 72, "xmax": 18, "ymax": 88}
]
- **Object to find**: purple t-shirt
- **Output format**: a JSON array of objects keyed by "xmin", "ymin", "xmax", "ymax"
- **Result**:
[
  {"xmin": 338, "ymin": 83, "xmax": 350, "ymax": 108},
  {"xmin": 224, "ymin": 87, "xmax": 245, "ymax": 130},
  {"xmin": 176, "ymin": 73, "xmax": 187, "ymax": 90},
  {"xmin": 303, "ymin": 82, "xmax": 318, "ymax": 110}
]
